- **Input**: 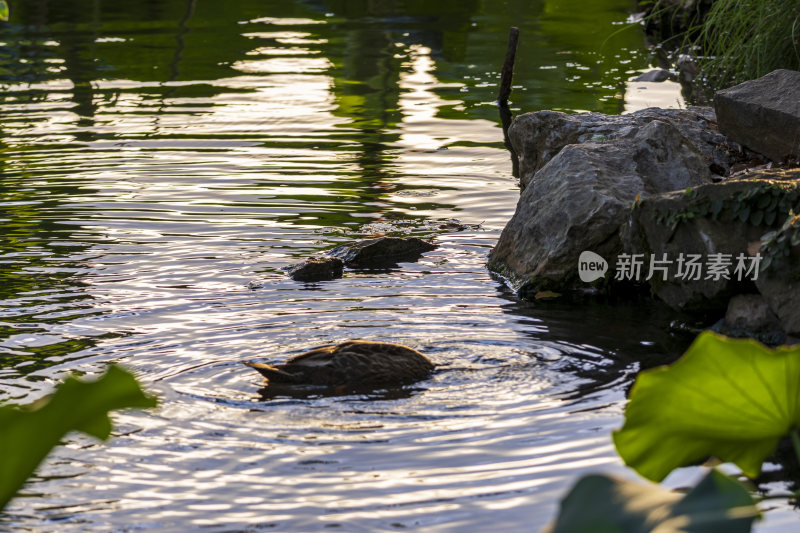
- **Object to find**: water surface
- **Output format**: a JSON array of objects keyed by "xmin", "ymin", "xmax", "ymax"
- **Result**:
[{"xmin": 0, "ymin": 1, "xmax": 794, "ymax": 531}]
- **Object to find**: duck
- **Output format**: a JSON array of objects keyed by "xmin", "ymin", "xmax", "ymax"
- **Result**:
[{"xmin": 244, "ymin": 340, "xmax": 435, "ymax": 394}]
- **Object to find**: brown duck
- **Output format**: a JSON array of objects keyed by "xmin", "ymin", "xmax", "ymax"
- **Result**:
[{"xmin": 244, "ymin": 340, "xmax": 434, "ymax": 393}]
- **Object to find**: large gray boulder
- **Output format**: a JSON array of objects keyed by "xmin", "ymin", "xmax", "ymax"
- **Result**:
[
  {"xmin": 489, "ymin": 119, "xmax": 714, "ymax": 293},
  {"xmin": 507, "ymin": 107, "xmax": 737, "ymax": 189},
  {"xmin": 714, "ymin": 69, "xmax": 800, "ymax": 162}
]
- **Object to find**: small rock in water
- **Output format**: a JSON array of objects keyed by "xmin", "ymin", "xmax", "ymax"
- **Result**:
[
  {"xmin": 676, "ymin": 54, "xmax": 699, "ymax": 83},
  {"xmin": 328, "ymin": 236, "xmax": 436, "ymax": 268},
  {"xmin": 633, "ymin": 69, "xmax": 671, "ymax": 82},
  {"xmin": 714, "ymin": 293, "xmax": 785, "ymax": 345},
  {"xmin": 724, "ymin": 294, "xmax": 779, "ymax": 329},
  {"xmin": 246, "ymin": 279, "xmax": 264, "ymax": 289},
  {"xmin": 285, "ymin": 256, "xmax": 344, "ymax": 282},
  {"xmin": 435, "ymin": 219, "xmax": 482, "ymax": 231}
]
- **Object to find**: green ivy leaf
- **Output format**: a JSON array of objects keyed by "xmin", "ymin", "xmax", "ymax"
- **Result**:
[
  {"xmin": 710, "ymin": 199, "xmax": 723, "ymax": 219},
  {"xmin": 768, "ymin": 195, "xmax": 778, "ymax": 211},
  {"xmin": 544, "ymin": 470, "xmax": 758, "ymax": 533},
  {"xmin": 0, "ymin": 364, "xmax": 157, "ymax": 510},
  {"xmin": 738, "ymin": 206, "xmax": 750, "ymax": 222},
  {"xmin": 613, "ymin": 332, "xmax": 800, "ymax": 482}
]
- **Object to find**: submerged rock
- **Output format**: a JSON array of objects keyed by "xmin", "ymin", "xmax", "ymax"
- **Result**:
[
  {"xmin": 714, "ymin": 69, "xmax": 800, "ymax": 163},
  {"xmin": 354, "ymin": 218, "xmax": 481, "ymax": 236},
  {"xmin": 285, "ymin": 256, "xmax": 344, "ymax": 282},
  {"xmin": 328, "ymin": 236, "xmax": 436, "ymax": 268},
  {"xmin": 434, "ymin": 219, "xmax": 482, "ymax": 232},
  {"xmin": 284, "ymin": 236, "xmax": 436, "ymax": 282}
]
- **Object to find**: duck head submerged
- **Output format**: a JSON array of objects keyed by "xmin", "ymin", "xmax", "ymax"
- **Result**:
[{"xmin": 244, "ymin": 340, "xmax": 435, "ymax": 397}]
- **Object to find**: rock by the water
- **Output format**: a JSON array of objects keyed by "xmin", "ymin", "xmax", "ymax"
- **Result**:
[
  {"xmin": 507, "ymin": 107, "xmax": 737, "ymax": 189},
  {"xmin": 755, "ymin": 274, "xmax": 800, "ymax": 337},
  {"xmin": 676, "ymin": 54, "xmax": 699, "ymax": 84},
  {"xmin": 753, "ymin": 219, "xmax": 800, "ymax": 336},
  {"xmin": 621, "ymin": 179, "xmax": 768, "ymax": 311},
  {"xmin": 706, "ymin": 294, "xmax": 786, "ymax": 345},
  {"xmin": 622, "ymin": 168, "xmax": 800, "ymax": 317},
  {"xmin": 285, "ymin": 256, "xmax": 344, "ymax": 282},
  {"xmin": 493, "ymin": 90, "xmax": 800, "ymax": 341},
  {"xmin": 714, "ymin": 69, "xmax": 800, "ymax": 162},
  {"xmin": 489, "ymin": 118, "xmax": 715, "ymax": 293},
  {"xmin": 328, "ymin": 236, "xmax": 436, "ymax": 268},
  {"xmin": 634, "ymin": 69, "xmax": 671, "ymax": 82},
  {"xmin": 720, "ymin": 294, "xmax": 783, "ymax": 342}
]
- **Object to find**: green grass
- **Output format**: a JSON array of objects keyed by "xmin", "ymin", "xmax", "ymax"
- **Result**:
[{"xmin": 647, "ymin": 0, "xmax": 800, "ymax": 90}]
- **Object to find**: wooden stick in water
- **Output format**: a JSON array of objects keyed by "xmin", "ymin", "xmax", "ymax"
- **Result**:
[{"xmin": 497, "ymin": 27, "xmax": 520, "ymax": 106}]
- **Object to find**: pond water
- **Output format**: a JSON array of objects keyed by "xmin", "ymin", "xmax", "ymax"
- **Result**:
[{"xmin": 0, "ymin": 0, "xmax": 795, "ymax": 531}]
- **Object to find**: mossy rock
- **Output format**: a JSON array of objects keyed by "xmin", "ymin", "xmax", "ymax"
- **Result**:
[{"xmin": 623, "ymin": 167, "xmax": 800, "ymax": 315}]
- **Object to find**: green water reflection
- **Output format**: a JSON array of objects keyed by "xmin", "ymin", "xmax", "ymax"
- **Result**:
[
  {"xmin": 0, "ymin": 0, "xmax": 649, "ymax": 374},
  {"xmin": 2, "ymin": 0, "xmax": 647, "ymax": 117}
]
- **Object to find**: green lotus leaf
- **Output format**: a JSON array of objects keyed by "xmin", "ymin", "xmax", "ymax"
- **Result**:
[
  {"xmin": 0, "ymin": 364, "xmax": 157, "ymax": 510},
  {"xmin": 614, "ymin": 332, "xmax": 800, "ymax": 482},
  {"xmin": 544, "ymin": 469, "xmax": 758, "ymax": 533}
]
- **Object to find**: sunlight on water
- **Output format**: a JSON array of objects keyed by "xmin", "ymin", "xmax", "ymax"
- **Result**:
[{"xmin": 0, "ymin": 1, "xmax": 790, "ymax": 531}]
